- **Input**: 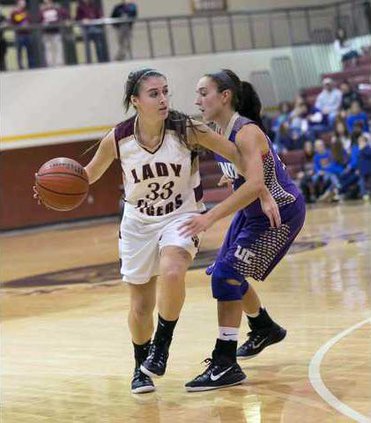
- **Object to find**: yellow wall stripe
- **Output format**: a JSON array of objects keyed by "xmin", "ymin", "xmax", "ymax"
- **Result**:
[{"xmin": 0, "ymin": 125, "xmax": 113, "ymax": 143}]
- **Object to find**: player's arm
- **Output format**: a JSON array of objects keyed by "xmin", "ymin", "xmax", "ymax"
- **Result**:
[
  {"xmin": 187, "ymin": 121, "xmax": 240, "ymax": 166},
  {"xmin": 85, "ymin": 130, "xmax": 116, "ymax": 184},
  {"xmin": 180, "ymin": 124, "xmax": 280, "ymax": 235},
  {"xmin": 203, "ymin": 125, "xmax": 266, "ymax": 220}
]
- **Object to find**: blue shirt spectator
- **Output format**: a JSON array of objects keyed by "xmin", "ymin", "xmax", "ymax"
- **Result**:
[
  {"xmin": 346, "ymin": 100, "xmax": 369, "ymax": 133},
  {"xmin": 358, "ymin": 139, "xmax": 371, "ymax": 177},
  {"xmin": 313, "ymin": 145, "xmax": 331, "ymax": 173}
]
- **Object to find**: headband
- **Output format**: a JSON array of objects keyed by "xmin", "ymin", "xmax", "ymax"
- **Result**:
[
  {"xmin": 209, "ymin": 71, "xmax": 237, "ymax": 90},
  {"xmin": 132, "ymin": 69, "xmax": 164, "ymax": 93}
]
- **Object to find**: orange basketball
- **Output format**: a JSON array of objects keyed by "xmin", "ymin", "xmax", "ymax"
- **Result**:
[{"xmin": 35, "ymin": 158, "xmax": 89, "ymax": 211}]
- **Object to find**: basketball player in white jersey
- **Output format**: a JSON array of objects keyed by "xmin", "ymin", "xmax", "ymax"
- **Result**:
[{"xmin": 81, "ymin": 69, "xmax": 279, "ymax": 394}]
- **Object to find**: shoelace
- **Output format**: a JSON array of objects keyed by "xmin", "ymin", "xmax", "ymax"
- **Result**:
[
  {"xmin": 246, "ymin": 330, "xmax": 266, "ymax": 345},
  {"xmin": 148, "ymin": 344, "xmax": 167, "ymax": 366},
  {"xmin": 201, "ymin": 357, "xmax": 213, "ymax": 366},
  {"xmin": 133, "ymin": 367, "xmax": 149, "ymax": 380}
]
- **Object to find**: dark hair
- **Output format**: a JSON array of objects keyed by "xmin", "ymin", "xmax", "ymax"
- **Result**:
[
  {"xmin": 334, "ymin": 119, "xmax": 349, "ymax": 138},
  {"xmin": 336, "ymin": 27, "xmax": 347, "ymax": 45},
  {"xmin": 206, "ymin": 69, "xmax": 266, "ymax": 131},
  {"xmin": 331, "ymin": 139, "xmax": 347, "ymax": 165},
  {"xmin": 123, "ymin": 68, "xmax": 200, "ymax": 148},
  {"xmin": 123, "ymin": 68, "xmax": 165, "ymax": 112}
]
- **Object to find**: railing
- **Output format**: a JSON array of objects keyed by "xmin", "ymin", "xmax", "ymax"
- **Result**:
[{"xmin": 0, "ymin": 0, "xmax": 370, "ymax": 71}]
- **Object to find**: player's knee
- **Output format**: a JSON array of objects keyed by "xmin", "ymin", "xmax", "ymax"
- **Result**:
[
  {"xmin": 130, "ymin": 306, "xmax": 153, "ymax": 322},
  {"xmin": 161, "ymin": 267, "xmax": 185, "ymax": 284},
  {"xmin": 212, "ymin": 275, "xmax": 249, "ymax": 301},
  {"xmin": 210, "ymin": 263, "xmax": 249, "ymax": 301},
  {"xmin": 130, "ymin": 298, "xmax": 155, "ymax": 320}
]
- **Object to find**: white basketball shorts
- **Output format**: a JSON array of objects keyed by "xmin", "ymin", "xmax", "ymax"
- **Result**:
[{"xmin": 119, "ymin": 212, "xmax": 202, "ymax": 284}]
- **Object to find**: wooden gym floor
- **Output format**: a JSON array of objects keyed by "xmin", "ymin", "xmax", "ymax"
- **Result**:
[{"xmin": 1, "ymin": 202, "xmax": 371, "ymax": 423}]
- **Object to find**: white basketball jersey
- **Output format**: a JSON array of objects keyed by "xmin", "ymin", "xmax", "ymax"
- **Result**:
[{"xmin": 114, "ymin": 115, "xmax": 205, "ymax": 222}]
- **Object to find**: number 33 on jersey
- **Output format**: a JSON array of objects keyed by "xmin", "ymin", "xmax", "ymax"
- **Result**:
[{"xmin": 114, "ymin": 116, "xmax": 205, "ymax": 221}]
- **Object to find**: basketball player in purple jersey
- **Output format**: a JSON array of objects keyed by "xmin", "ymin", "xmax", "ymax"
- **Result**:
[{"xmin": 180, "ymin": 69, "xmax": 306, "ymax": 391}]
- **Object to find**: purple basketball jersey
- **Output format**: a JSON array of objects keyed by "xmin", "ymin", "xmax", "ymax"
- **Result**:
[
  {"xmin": 209, "ymin": 113, "xmax": 305, "ymax": 282},
  {"xmin": 214, "ymin": 114, "xmax": 301, "ymax": 218}
]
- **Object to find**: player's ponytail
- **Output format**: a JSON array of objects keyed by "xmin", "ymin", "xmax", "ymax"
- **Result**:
[{"xmin": 238, "ymin": 80, "xmax": 265, "ymax": 131}]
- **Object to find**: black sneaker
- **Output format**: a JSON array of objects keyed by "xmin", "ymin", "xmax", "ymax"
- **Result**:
[
  {"xmin": 185, "ymin": 357, "xmax": 247, "ymax": 392},
  {"xmin": 237, "ymin": 323, "xmax": 287, "ymax": 359},
  {"xmin": 140, "ymin": 341, "xmax": 169, "ymax": 378},
  {"xmin": 131, "ymin": 367, "xmax": 155, "ymax": 394}
]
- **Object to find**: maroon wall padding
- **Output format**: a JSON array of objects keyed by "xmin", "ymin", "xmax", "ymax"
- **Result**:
[{"xmin": 0, "ymin": 140, "xmax": 122, "ymax": 230}]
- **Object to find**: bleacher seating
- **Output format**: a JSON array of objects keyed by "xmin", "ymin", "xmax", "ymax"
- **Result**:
[
  {"xmin": 322, "ymin": 65, "xmax": 370, "ymax": 86},
  {"xmin": 199, "ymin": 49, "xmax": 370, "ymax": 204}
]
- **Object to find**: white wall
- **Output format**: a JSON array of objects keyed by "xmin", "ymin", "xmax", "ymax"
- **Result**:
[
  {"xmin": 1, "ymin": 47, "xmax": 294, "ymax": 149},
  {"xmin": 102, "ymin": 0, "xmax": 340, "ymax": 18},
  {"xmin": 3, "ymin": 32, "xmax": 370, "ymax": 150}
]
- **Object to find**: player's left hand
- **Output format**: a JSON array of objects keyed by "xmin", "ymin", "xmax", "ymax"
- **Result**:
[
  {"xmin": 259, "ymin": 190, "xmax": 281, "ymax": 228},
  {"xmin": 179, "ymin": 213, "xmax": 213, "ymax": 237}
]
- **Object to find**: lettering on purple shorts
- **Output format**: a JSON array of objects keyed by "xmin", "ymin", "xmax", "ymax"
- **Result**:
[{"xmin": 234, "ymin": 246, "xmax": 256, "ymax": 264}]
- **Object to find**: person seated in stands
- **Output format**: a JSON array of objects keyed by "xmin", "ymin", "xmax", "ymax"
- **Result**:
[
  {"xmin": 311, "ymin": 139, "xmax": 333, "ymax": 199},
  {"xmin": 346, "ymin": 100, "xmax": 369, "ymax": 134},
  {"xmin": 274, "ymin": 122, "xmax": 305, "ymax": 152},
  {"xmin": 315, "ymin": 78, "xmax": 342, "ymax": 128},
  {"xmin": 319, "ymin": 137, "xmax": 348, "ymax": 202},
  {"xmin": 290, "ymin": 100, "xmax": 327, "ymax": 140},
  {"xmin": 333, "ymin": 117, "xmax": 352, "ymax": 152},
  {"xmin": 340, "ymin": 80, "xmax": 364, "ymax": 115},
  {"xmin": 260, "ymin": 107, "xmax": 275, "ymax": 141},
  {"xmin": 338, "ymin": 136, "xmax": 360, "ymax": 200},
  {"xmin": 357, "ymin": 134, "xmax": 371, "ymax": 200},
  {"xmin": 334, "ymin": 27, "xmax": 360, "ymax": 66},
  {"xmin": 272, "ymin": 101, "xmax": 292, "ymax": 136},
  {"xmin": 297, "ymin": 141, "xmax": 317, "ymax": 203}
]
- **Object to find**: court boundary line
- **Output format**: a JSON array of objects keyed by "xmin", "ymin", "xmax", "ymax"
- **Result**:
[{"xmin": 308, "ymin": 317, "xmax": 371, "ymax": 423}]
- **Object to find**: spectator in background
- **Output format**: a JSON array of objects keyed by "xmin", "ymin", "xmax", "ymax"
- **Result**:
[
  {"xmin": 9, "ymin": 0, "xmax": 35, "ymax": 69},
  {"xmin": 340, "ymin": 80, "xmax": 363, "ymax": 114},
  {"xmin": 111, "ymin": 0, "xmax": 137, "ymax": 60},
  {"xmin": 0, "ymin": 13, "xmax": 7, "ymax": 71},
  {"xmin": 338, "ymin": 136, "xmax": 360, "ymax": 199},
  {"xmin": 315, "ymin": 78, "xmax": 342, "ymax": 128},
  {"xmin": 346, "ymin": 100, "xmax": 369, "ymax": 133},
  {"xmin": 312, "ymin": 138, "xmax": 340, "ymax": 202},
  {"xmin": 40, "ymin": 0, "xmax": 69, "ymax": 67},
  {"xmin": 334, "ymin": 27, "xmax": 359, "ymax": 66},
  {"xmin": 333, "ymin": 117, "xmax": 351, "ymax": 152},
  {"xmin": 274, "ymin": 122, "xmax": 300, "ymax": 152},
  {"xmin": 289, "ymin": 99, "xmax": 327, "ymax": 140},
  {"xmin": 271, "ymin": 101, "xmax": 291, "ymax": 136},
  {"xmin": 76, "ymin": 0, "xmax": 108, "ymax": 63},
  {"xmin": 298, "ymin": 141, "xmax": 317, "ymax": 203},
  {"xmin": 318, "ymin": 137, "xmax": 348, "ymax": 201},
  {"xmin": 358, "ymin": 134, "xmax": 371, "ymax": 200}
]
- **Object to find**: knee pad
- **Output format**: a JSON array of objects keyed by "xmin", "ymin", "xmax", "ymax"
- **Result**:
[{"xmin": 211, "ymin": 262, "xmax": 249, "ymax": 301}]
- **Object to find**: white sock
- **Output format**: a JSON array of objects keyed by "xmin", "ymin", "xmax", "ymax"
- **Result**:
[{"xmin": 219, "ymin": 326, "xmax": 239, "ymax": 342}]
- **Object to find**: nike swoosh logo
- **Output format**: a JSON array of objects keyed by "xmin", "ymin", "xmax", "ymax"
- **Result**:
[
  {"xmin": 222, "ymin": 333, "xmax": 236, "ymax": 336},
  {"xmin": 210, "ymin": 366, "xmax": 233, "ymax": 381},
  {"xmin": 251, "ymin": 337, "xmax": 268, "ymax": 349}
]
